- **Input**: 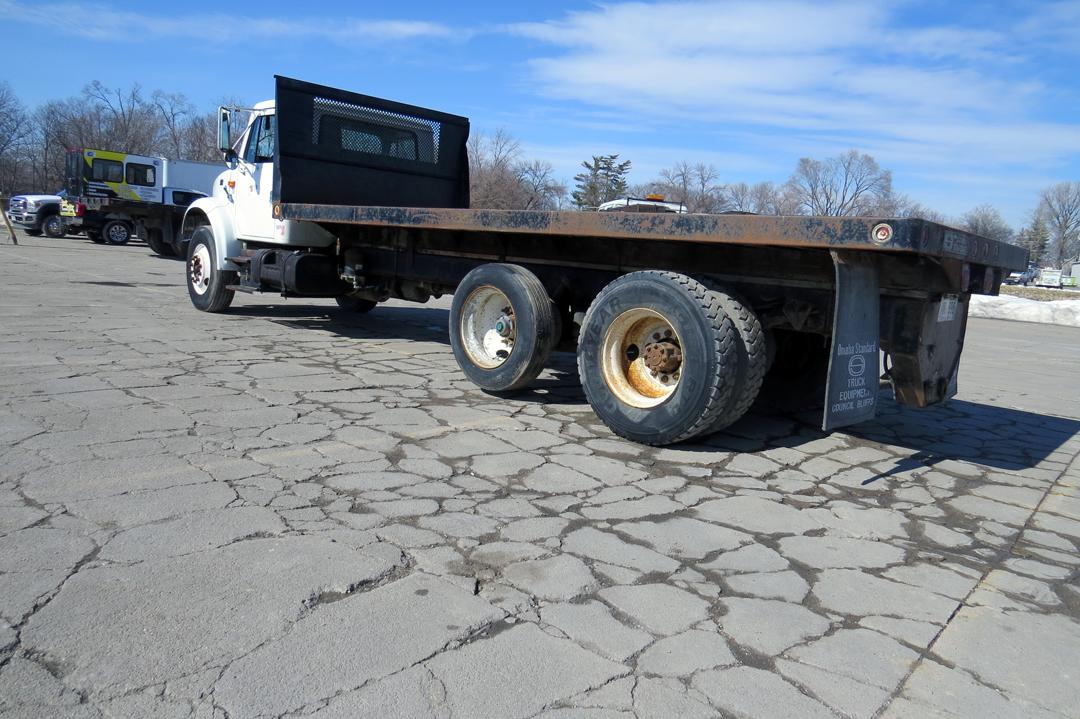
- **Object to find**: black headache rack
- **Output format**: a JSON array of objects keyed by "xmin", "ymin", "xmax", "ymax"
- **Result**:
[{"xmin": 273, "ymin": 76, "xmax": 470, "ymax": 210}]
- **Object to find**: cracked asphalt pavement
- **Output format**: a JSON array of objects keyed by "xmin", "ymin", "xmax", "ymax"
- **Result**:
[{"xmin": 2, "ymin": 232, "xmax": 1079, "ymax": 719}]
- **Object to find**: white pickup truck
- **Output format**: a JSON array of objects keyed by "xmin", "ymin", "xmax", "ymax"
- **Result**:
[{"xmin": 7, "ymin": 192, "xmax": 65, "ymax": 237}]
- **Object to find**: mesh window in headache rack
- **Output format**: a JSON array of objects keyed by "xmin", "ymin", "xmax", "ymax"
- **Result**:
[{"xmin": 311, "ymin": 96, "xmax": 441, "ymax": 164}]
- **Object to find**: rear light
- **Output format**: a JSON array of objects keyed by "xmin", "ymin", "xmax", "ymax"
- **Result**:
[
  {"xmin": 76, "ymin": 203, "xmax": 85, "ymax": 217},
  {"xmin": 871, "ymin": 223, "xmax": 893, "ymax": 243}
]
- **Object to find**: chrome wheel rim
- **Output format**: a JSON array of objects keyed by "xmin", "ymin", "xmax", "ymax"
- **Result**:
[
  {"xmin": 460, "ymin": 285, "xmax": 515, "ymax": 369},
  {"xmin": 107, "ymin": 223, "xmax": 127, "ymax": 243},
  {"xmin": 601, "ymin": 308, "xmax": 683, "ymax": 408}
]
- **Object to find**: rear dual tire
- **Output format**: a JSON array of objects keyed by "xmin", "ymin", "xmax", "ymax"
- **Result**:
[
  {"xmin": 577, "ymin": 272, "xmax": 767, "ymax": 445},
  {"xmin": 145, "ymin": 228, "xmax": 176, "ymax": 257}
]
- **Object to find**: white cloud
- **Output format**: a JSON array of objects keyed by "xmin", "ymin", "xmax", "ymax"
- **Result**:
[
  {"xmin": 0, "ymin": 2, "xmax": 456, "ymax": 43},
  {"xmin": 507, "ymin": 0, "xmax": 1080, "ymax": 169}
]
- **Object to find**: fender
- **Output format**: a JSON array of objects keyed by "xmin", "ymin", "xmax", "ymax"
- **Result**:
[{"xmin": 181, "ymin": 197, "xmax": 240, "ymax": 271}]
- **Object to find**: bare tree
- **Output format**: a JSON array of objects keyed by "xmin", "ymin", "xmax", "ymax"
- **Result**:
[
  {"xmin": 960, "ymin": 204, "xmax": 1014, "ymax": 244},
  {"xmin": 723, "ymin": 181, "xmax": 799, "ymax": 215},
  {"xmin": 0, "ymin": 82, "xmax": 31, "ymax": 194},
  {"xmin": 83, "ymin": 81, "xmax": 160, "ymax": 154},
  {"xmin": 896, "ymin": 202, "xmax": 946, "ymax": 223},
  {"xmin": 785, "ymin": 150, "xmax": 893, "ymax": 217},
  {"xmin": 468, "ymin": 128, "xmax": 566, "ymax": 210},
  {"xmin": 153, "ymin": 90, "xmax": 194, "ymax": 159},
  {"xmin": 1038, "ymin": 182, "xmax": 1080, "ymax": 266},
  {"xmin": 468, "ymin": 128, "xmax": 526, "ymax": 209},
  {"xmin": 518, "ymin": 159, "xmax": 567, "ymax": 210},
  {"xmin": 645, "ymin": 162, "xmax": 728, "ymax": 213}
]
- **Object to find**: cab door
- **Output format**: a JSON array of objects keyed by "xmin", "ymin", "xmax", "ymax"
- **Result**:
[{"xmin": 233, "ymin": 113, "xmax": 277, "ymax": 241}]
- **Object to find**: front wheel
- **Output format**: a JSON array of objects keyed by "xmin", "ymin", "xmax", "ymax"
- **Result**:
[
  {"xmin": 42, "ymin": 215, "xmax": 64, "ymax": 238},
  {"xmin": 577, "ymin": 271, "xmax": 738, "ymax": 445},
  {"xmin": 449, "ymin": 263, "xmax": 560, "ymax": 393},
  {"xmin": 187, "ymin": 226, "xmax": 236, "ymax": 312},
  {"xmin": 25, "ymin": 228, "xmax": 42, "ymax": 237},
  {"xmin": 103, "ymin": 220, "xmax": 131, "ymax": 245}
]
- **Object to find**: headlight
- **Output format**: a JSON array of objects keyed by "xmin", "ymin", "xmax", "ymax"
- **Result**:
[{"xmin": 26, "ymin": 200, "xmax": 39, "ymax": 210}]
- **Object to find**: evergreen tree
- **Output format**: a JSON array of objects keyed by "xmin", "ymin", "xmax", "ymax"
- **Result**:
[
  {"xmin": 572, "ymin": 154, "xmax": 632, "ymax": 209},
  {"xmin": 1027, "ymin": 216, "xmax": 1050, "ymax": 265}
]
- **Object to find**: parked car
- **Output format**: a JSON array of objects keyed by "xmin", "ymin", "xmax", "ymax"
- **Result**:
[
  {"xmin": 1003, "ymin": 267, "xmax": 1036, "ymax": 286},
  {"xmin": 7, "ymin": 191, "xmax": 66, "ymax": 237}
]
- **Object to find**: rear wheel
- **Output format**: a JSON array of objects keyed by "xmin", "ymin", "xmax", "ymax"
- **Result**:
[
  {"xmin": 103, "ymin": 220, "xmax": 131, "ymax": 245},
  {"xmin": 450, "ymin": 263, "xmax": 560, "ymax": 392},
  {"xmin": 704, "ymin": 286, "xmax": 767, "ymax": 431},
  {"xmin": 42, "ymin": 214, "xmax": 64, "ymax": 238},
  {"xmin": 577, "ymin": 271, "xmax": 738, "ymax": 445},
  {"xmin": 187, "ymin": 226, "xmax": 236, "ymax": 312},
  {"xmin": 335, "ymin": 296, "xmax": 377, "ymax": 313},
  {"xmin": 144, "ymin": 228, "xmax": 175, "ymax": 257}
]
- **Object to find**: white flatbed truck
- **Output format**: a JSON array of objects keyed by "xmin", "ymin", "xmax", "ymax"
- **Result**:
[{"xmin": 179, "ymin": 77, "xmax": 1028, "ymax": 446}]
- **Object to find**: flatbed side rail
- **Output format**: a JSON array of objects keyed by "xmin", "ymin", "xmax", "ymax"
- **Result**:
[{"xmin": 275, "ymin": 203, "xmax": 1028, "ymax": 270}]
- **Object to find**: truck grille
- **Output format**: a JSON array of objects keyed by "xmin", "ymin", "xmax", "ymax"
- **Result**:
[{"xmin": 9, "ymin": 198, "xmax": 26, "ymax": 212}]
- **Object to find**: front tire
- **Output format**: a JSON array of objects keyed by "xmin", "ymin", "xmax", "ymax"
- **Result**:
[
  {"xmin": 42, "ymin": 214, "xmax": 64, "ymax": 238},
  {"xmin": 450, "ymin": 263, "xmax": 560, "ymax": 393},
  {"xmin": 103, "ymin": 220, "xmax": 131, "ymax": 245},
  {"xmin": 577, "ymin": 271, "xmax": 738, "ymax": 445},
  {"xmin": 186, "ymin": 226, "xmax": 236, "ymax": 312},
  {"xmin": 25, "ymin": 228, "xmax": 42, "ymax": 236}
]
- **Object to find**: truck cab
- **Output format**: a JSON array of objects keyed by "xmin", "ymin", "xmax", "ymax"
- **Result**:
[
  {"xmin": 181, "ymin": 101, "xmax": 333, "ymax": 265},
  {"xmin": 182, "ymin": 92, "xmax": 448, "ymax": 268}
]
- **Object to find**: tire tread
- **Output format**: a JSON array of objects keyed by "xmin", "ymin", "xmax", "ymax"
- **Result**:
[{"xmin": 698, "ymin": 282, "xmax": 767, "ymax": 431}]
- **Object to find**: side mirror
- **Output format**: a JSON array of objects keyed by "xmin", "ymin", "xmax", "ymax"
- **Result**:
[{"xmin": 218, "ymin": 107, "xmax": 232, "ymax": 154}]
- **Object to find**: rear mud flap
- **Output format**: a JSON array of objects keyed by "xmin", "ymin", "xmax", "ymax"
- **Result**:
[{"xmin": 822, "ymin": 252, "xmax": 879, "ymax": 431}]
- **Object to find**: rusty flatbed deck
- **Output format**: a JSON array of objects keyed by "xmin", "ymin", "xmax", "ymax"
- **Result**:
[{"xmin": 276, "ymin": 204, "xmax": 1027, "ymax": 272}]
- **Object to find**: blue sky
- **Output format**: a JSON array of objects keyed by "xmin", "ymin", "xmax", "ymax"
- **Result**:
[{"xmin": 5, "ymin": 0, "xmax": 1079, "ymax": 226}]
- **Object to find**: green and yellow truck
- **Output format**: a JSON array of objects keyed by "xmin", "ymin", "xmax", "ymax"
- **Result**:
[{"xmin": 61, "ymin": 148, "xmax": 221, "ymax": 254}]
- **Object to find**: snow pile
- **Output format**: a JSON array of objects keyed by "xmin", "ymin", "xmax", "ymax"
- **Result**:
[{"xmin": 970, "ymin": 294, "xmax": 1080, "ymax": 327}]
